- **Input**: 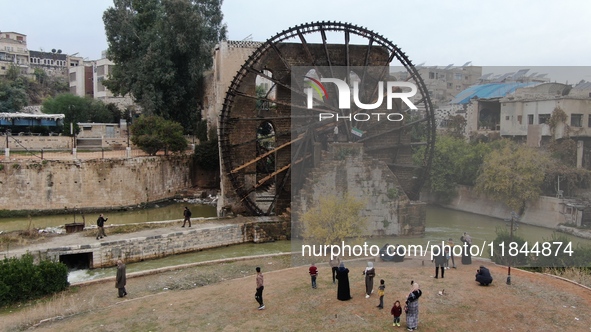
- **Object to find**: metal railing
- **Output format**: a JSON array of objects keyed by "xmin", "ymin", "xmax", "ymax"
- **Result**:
[{"xmin": 0, "ymin": 147, "xmax": 194, "ymax": 161}]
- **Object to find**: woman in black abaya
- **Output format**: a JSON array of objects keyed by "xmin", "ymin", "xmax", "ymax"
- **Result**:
[{"xmin": 336, "ymin": 262, "xmax": 352, "ymax": 301}]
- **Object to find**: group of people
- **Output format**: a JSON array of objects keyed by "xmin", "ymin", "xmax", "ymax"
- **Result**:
[{"xmin": 324, "ymin": 259, "xmax": 421, "ymax": 330}]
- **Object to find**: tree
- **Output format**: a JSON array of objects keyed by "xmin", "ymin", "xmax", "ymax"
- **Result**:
[
  {"xmin": 0, "ymin": 79, "xmax": 28, "ymax": 112},
  {"xmin": 42, "ymin": 94, "xmax": 114, "ymax": 135},
  {"xmin": 419, "ymin": 135, "xmax": 492, "ymax": 201},
  {"xmin": 130, "ymin": 115, "xmax": 188, "ymax": 155},
  {"xmin": 475, "ymin": 141, "xmax": 548, "ymax": 213},
  {"xmin": 445, "ymin": 114, "xmax": 467, "ymax": 139},
  {"xmin": 102, "ymin": 0, "xmax": 227, "ymax": 131},
  {"xmin": 301, "ymin": 194, "xmax": 367, "ymax": 245}
]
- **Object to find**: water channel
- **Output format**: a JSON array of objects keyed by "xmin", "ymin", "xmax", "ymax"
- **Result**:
[{"xmin": 58, "ymin": 205, "xmax": 591, "ymax": 283}]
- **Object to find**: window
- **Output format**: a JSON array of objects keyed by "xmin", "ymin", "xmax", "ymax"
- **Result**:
[
  {"xmin": 456, "ymin": 85, "xmax": 461, "ymax": 90},
  {"xmin": 69, "ymin": 72, "xmax": 76, "ymax": 82},
  {"xmin": 528, "ymin": 114, "xmax": 534, "ymax": 125},
  {"xmin": 429, "ymin": 72, "xmax": 435, "ymax": 79},
  {"xmin": 454, "ymin": 73, "xmax": 463, "ymax": 80},
  {"xmin": 588, "ymin": 116, "xmax": 591, "ymax": 128},
  {"xmin": 447, "ymin": 83, "xmax": 453, "ymax": 88},
  {"xmin": 539, "ymin": 114, "xmax": 550, "ymax": 124},
  {"xmin": 517, "ymin": 115, "xmax": 522, "ymax": 124},
  {"xmin": 571, "ymin": 114, "xmax": 583, "ymax": 127},
  {"xmin": 505, "ymin": 116, "xmax": 510, "ymax": 121}
]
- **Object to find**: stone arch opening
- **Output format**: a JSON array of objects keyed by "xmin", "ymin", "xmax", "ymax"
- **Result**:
[{"xmin": 59, "ymin": 252, "xmax": 93, "ymax": 270}]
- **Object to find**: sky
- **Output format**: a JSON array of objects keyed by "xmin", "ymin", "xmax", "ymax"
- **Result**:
[{"xmin": 2, "ymin": 0, "xmax": 591, "ymax": 83}]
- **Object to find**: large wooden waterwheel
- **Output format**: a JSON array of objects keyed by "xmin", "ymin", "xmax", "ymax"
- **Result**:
[{"xmin": 219, "ymin": 21, "xmax": 435, "ymax": 216}]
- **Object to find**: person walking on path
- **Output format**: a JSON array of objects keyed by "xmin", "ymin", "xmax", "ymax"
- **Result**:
[
  {"xmin": 363, "ymin": 261, "xmax": 376, "ymax": 298},
  {"xmin": 182, "ymin": 207, "xmax": 192, "ymax": 227},
  {"xmin": 376, "ymin": 279, "xmax": 385, "ymax": 309},
  {"xmin": 309, "ymin": 263, "xmax": 318, "ymax": 289},
  {"xmin": 96, "ymin": 214, "xmax": 107, "ymax": 240},
  {"xmin": 255, "ymin": 267, "xmax": 265, "ymax": 310},
  {"xmin": 329, "ymin": 256, "xmax": 340, "ymax": 284},
  {"xmin": 405, "ymin": 281, "xmax": 422, "ymax": 331},
  {"xmin": 116, "ymin": 259, "xmax": 127, "ymax": 298},
  {"xmin": 336, "ymin": 262, "xmax": 352, "ymax": 301}
]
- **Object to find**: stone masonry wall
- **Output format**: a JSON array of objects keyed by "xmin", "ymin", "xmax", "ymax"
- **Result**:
[
  {"xmin": 293, "ymin": 143, "xmax": 425, "ymax": 237},
  {"xmin": 0, "ymin": 156, "xmax": 192, "ymax": 211},
  {"xmin": 27, "ymin": 218, "xmax": 289, "ymax": 268}
]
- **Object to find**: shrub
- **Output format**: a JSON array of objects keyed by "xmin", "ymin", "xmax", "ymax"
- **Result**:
[
  {"xmin": 489, "ymin": 227, "xmax": 529, "ymax": 267},
  {"xmin": 0, "ymin": 253, "xmax": 69, "ymax": 306}
]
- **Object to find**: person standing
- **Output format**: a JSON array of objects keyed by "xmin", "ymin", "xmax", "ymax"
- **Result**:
[
  {"xmin": 391, "ymin": 300, "xmax": 403, "ymax": 327},
  {"xmin": 447, "ymin": 238, "xmax": 456, "ymax": 269},
  {"xmin": 309, "ymin": 263, "xmax": 318, "ymax": 289},
  {"xmin": 329, "ymin": 256, "xmax": 340, "ymax": 284},
  {"xmin": 405, "ymin": 281, "xmax": 422, "ymax": 331},
  {"xmin": 460, "ymin": 232, "xmax": 472, "ymax": 265},
  {"xmin": 116, "ymin": 259, "xmax": 127, "ymax": 298},
  {"xmin": 433, "ymin": 245, "xmax": 446, "ymax": 279},
  {"xmin": 336, "ymin": 262, "xmax": 352, "ymax": 301},
  {"xmin": 363, "ymin": 261, "xmax": 375, "ymax": 298},
  {"xmin": 96, "ymin": 214, "xmax": 107, "ymax": 240},
  {"xmin": 376, "ymin": 279, "xmax": 385, "ymax": 309},
  {"xmin": 255, "ymin": 267, "xmax": 265, "ymax": 310},
  {"xmin": 182, "ymin": 206, "xmax": 192, "ymax": 227}
]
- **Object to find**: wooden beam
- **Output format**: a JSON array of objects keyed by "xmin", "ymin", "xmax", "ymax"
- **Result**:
[{"xmin": 230, "ymin": 135, "xmax": 303, "ymax": 174}]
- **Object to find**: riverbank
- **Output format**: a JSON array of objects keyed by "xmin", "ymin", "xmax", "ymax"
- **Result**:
[
  {"xmin": 2, "ymin": 254, "xmax": 590, "ymax": 331},
  {"xmin": 558, "ymin": 225, "xmax": 591, "ymax": 240},
  {"xmin": 0, "ymin": 192, "xmax": 218, "ymax": 220}
]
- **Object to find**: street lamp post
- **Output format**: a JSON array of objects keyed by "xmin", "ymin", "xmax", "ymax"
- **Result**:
[{"xmin": 506, "ymin": 211, "xmax": 518, "ymax": 285}]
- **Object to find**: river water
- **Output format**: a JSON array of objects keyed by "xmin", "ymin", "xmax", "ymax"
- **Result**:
[
  {"xmin": 65, "ymin": 205, "xmax": 591, "ymax": 283},
  {"xmin": 0, "ymin": 202, "xmax": 218, "ymax": 232}
]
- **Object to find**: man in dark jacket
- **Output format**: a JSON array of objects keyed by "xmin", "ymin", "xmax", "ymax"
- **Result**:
[
  {"xmin": 96, "ymin": 214, "xmax": 107, "ymax": 240},
  {"xmin": 476, "ymin": 265, "xmax": 493, "ymax": 286},
  {"xmin": 182, "ymin": 207, "xmax": 192, "ymax": 227},
  {"xmin": 433, "ymin": 245, "xmax": 447, "ymax": 278},
  {"xmin": 116, "ymin": 259, "xmax": 127, "ymax": 297}
]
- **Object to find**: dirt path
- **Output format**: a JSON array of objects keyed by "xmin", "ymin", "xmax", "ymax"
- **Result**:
[{"xmin": 3, "ymin": 254, "xmax": 590, "ymax": 332}]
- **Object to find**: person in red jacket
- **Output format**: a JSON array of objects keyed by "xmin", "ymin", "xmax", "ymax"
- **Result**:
[
  {"xmin": 391, "ymin": 300, "xmax": 402, "ymax": 327},
  {"xmin": 309, "ymin": 263, "xmax": 318, "ymax": 289}
]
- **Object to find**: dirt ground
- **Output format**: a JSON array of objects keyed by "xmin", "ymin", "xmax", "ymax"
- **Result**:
[{"xmin": 2, "ymin": 254, "xmax": 590, "ymax": 332}]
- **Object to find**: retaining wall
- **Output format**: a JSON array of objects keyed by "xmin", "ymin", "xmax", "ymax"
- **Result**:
[
  {"xmin": 422, "ymin": 185, "xmax": 568, "ymax": 228},
  {"xmin": 29, "ymin": 217, "xmax": 290, "ymax": 268}
]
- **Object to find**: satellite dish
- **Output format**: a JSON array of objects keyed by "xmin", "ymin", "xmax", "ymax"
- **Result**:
[
  {"xmin": 51, "ymin": 48, "xmax": 56, "ymax": 53},
  {"xmin": 57, "ymin": 49, "xmax": 62, "ymax": 54}
]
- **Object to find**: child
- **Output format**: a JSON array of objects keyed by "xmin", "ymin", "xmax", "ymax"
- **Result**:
[
  {"xmin": 391, "ymin": 300, "xmax": 402, "ymax": 327},
  {"xmin": 376, "ymin": 279, "xmax": 385, "ymax": 309},
  {"xmin": 309, "ymin": 263, "xmax": 318, "ymax": 289}
]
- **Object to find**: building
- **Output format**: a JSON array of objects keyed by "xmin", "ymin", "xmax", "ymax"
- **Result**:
[
  {"xmin": 203, "ymin": 40, "xmax": 262, "ymax": 130},
  {"xmin": 90, "ymin": 53, "xmax": 135, "ymax": 110},
  {"xmin": 1, "ymin": 30, "xmax": 84, "ymax": 80},
  {"xmin": 68, "ymin": 62, "xmax": 94, "ymax": 97},
  {"xmin": 500, "ymin": 82, "xmax": 591, "ymax": 167},
  {"xmin": 0, "ymin": 31, "xmax": 29, "ymax": 76},
  {"xmin": 391, "ymin": 63, "xmax": 483, "ymax": 106}
]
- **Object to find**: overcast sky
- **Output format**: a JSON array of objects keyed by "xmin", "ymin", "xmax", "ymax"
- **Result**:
[{"xmin": 2, "ymin": 0, "xmax": 590, "ymax": 82}]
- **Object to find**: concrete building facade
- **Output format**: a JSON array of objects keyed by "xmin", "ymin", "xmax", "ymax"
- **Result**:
[{"xmin": 0, "ymin": 31, "xmax": 29, "ymax": 76}]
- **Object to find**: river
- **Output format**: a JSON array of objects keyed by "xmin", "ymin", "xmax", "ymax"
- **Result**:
[
  {"xmin": 67, "ymin": 205, "xmax": 591, "ymax": 283},
  {"xmin": 0, "ymin": 202, "xmax": 218, "ymax": 232}
]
